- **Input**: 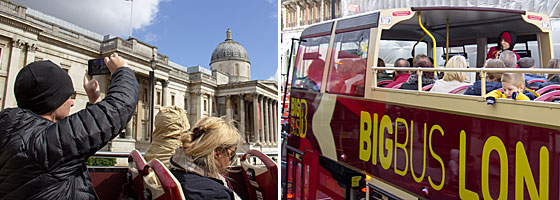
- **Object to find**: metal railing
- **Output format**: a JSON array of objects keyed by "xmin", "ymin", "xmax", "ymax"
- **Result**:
[
  {"xmin": 92, "ymin": 151, "xmax": 279, "ymax": 166},
  {"xmin": 372, "ymin": 67, "xmax": 560, "ymax": 96}
]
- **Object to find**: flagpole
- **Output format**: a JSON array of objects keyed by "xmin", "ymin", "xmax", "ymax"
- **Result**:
[{"xmin": 128, "ymin": 0, "xmax": 133, "ymax": 38}]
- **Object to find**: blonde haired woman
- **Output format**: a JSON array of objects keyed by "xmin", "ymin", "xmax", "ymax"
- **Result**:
[
  {"xmin": 430, "ymin": 56, "xmax": 471, "ymax": 94},
  {"xmin": 170, "ymin": 117, "xmax": 242, "ymax": 200},
  {"xmin": 144, "ymin": 106, "xmax": 190, "ymax": 167}
]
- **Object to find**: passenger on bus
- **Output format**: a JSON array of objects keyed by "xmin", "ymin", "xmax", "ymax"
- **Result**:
[
  {"xmin": 305, "ymin": 59, "xmax": 325, "ymax": 91},
  {"xmin": 430, "ymin": 56, "xmax": 470, "ymax": 94},
  {"xmin": 145, "ymin": 106, "xmax": 190, "ymax": 168},
  {"xmin": 384, "ymin": 58, "xmax": 411, "ymax": 88},
  {"xmin": 519, "ymin": 57, "xmax": 545, "ymax": 80},
  {"xmin": 499, "ymin": 50, "xmax": 519, "ymax": 68},
  {"xmin": 518, "ymin": 57, "xmax": 546, "ymax": 89},
  {"xmin": 486, "ymin": 31, "xmax": 520, "ymax": 60},
  {"xmin": 399, "ymin": 54, "xmax": 436, "ymax": 90},
  {"xmin": 464, "ymin": 59, "xmax": 506, "ymax": 96},
  {"xmin": 0, "ymin": 53, "xmax": 138, "ymax": 199},
  {"xmin": 539, "ymin": 58, "xmax": 560, "ymax": 89},
  {"xmin": 377, "ymin": 58, "xmax": 392, "ymax": 82},
  {"xmin": 329, "ymin": 58, "xmax": 366, "ymax": 95},
  {"xmin": 486, "ymin": 73, "xmax": 530, "ymax": 105},
  {"xmin": 169, "ymin": 117, "xmax": 242, "ymax": 200}
]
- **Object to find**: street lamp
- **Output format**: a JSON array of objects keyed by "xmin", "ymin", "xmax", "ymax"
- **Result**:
[{"xmin": 149, "ymin": 57, "xmax": 156, "ymax": 143}]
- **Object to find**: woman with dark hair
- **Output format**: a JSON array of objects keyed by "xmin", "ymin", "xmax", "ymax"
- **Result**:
[{"xmin": 486, "ymin": 31, "xmax": 520, "ymax": 60}]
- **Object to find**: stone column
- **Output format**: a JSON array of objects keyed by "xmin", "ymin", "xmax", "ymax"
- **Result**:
[
  {"xmin": 161, "ymin": 80, "xmax": 168, "ymax": 106},
  {"xmin": 273, "ymin": 100, "xmax": 278, "ymax": 144},
  {"xmin": 3, "ymin": 39, "xmax": 25, "ymax": 109},
  {"xmin": 197, "ymin": 92, "xmax": 204, "ymax": 120},
  {"xmin": 263, "ymin": 97, "xmax": 269, "ymax": 145},
  {"xmin": 208, "ymin": 94, "xmax": 214, "ymax": 117},
  {"xmin": 259, "ymin": 95, "xmax": 265, "ymax": 145},
  {"xmin": 239, "ymin": 94, "xmax": 246, "ymax": 143},
  {"xmin": 226, "ymin": 95, "xmax": 232, "ymax": 121},
  {"xmin": 126, "ymin": 120, "xmax": 133, "ymax": 139},
  {"xmin": 267, "ymin": 98, "xmax": 273, "ymax": 145},
  {"xmin": 25, "ymin": 43, "xmax": 37, "ymax": 66},
  {"xmin": 252, "ymin": 93, "xmax": 260, "ymax": 145}
]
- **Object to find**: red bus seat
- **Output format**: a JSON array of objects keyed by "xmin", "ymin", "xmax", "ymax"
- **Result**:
[
  {"xmin": 535, "ymin": 90, "xmax": 560, "ymax": 102},
  {"xmin": 377, "ymin": 80, "xmax": 392, "ymax": 87},
  {"xmin": 527, "ymin": 79, "xmax": 546, "ymax": 90},
  {"xmin": 422, "ymin": 84, "xmax": 434, "ymax": 91},
  {"xmin": 240, "ymin": 150, "xmax": 278, "ymax": 200},
  {"xmin": 392, "ymin": 82, "xmax": 404, "ymax": 89},
  {"xmin": 144, "ymin": 159, "xmax": 185, "ymax": 200},
  {"xmin": 449, "ymin": 85, "xmax": 469, "ymax": 94},
  {"xmin": 128, "ymin": 149, "xmax": 149, "ymax": 200},
  {"xmin": 536, "ymin": 84, "xmax": 560, "ymax": 95}
]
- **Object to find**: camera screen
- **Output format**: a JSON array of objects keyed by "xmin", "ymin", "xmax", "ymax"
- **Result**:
[{"xmin": 88, "ymin": 59, "xmax": 110, "ymax": 75}]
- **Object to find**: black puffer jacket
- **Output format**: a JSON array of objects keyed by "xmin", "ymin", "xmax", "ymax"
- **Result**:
[{"xmin": 0, "ymin": 67, "xmax": 138, "ymax": 200}]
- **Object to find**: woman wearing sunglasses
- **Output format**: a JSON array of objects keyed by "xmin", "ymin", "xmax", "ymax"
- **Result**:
[{"xmin": 170, "ymin": 117, "xmax": 242, "ymax": 200}]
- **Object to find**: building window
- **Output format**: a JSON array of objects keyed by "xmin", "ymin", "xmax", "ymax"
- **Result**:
[
  {"xmin": 184, "ymin": 98, "xmax": 188, "ymax": 112},
  {"xmin": 234, "ymin": 63, "xmax": 239, "ymax": 75},
  {"xmin": 142, "ymin": 122, "xmax": 148, "ymax": 141},
  {"xmin": 143, "ymin": 88, "xmax": 148, "ymax": 103},
  {"xmin": 157, "ymin": 91, "xmax": 161, "ymax": 105},
  {"xmin": 204, "ymin": 99, "xmax": 208, "ymax": 112},
  {"xmin": 171, "ymin": 95, "xmax": 175, "ymax": 105}
]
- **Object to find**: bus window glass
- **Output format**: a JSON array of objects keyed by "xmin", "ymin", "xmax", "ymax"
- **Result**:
[
  {"xmin": 377, "ymin": 40, "xmax": 427, "ymax": 67},
  {"xmin": 326, "ymin": 29, "xmax": 370, "ymax": 96},
  {"xmin": 291, "ymin": 36, "xmax": 331, "ymax": 92},
  {"xmin": 316, "ymin": 156, "xmax": 366, "ymax": 200}
]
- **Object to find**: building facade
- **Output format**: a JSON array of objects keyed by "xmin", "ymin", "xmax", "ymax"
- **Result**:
[{"xmin": 0, "ymin": 1, "xmax": 278, "ymax": 155}]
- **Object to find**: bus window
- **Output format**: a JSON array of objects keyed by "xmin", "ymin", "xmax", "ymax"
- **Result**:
[
  {"xmin": 291, "ymin": 36, "xmax": 331, "ymax": 92},
  {"xmin": 326, "ymin": 29, "xmax": 369, "ymax": 96},
  {"xmin": 317, "ymin": 156, "xmax": 366, "ymax": 200}
]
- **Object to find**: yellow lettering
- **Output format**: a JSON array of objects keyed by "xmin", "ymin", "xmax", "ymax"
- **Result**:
[
  {"xmin": 459, "ymin": 130, "xmax": 479, "ymax": 199},
  {"xmin": 481, "ymin": 136, "xmax": 508, "ymax": 200},
  {"xmin": 372, "ymin": 113, "xmax": 379, "ymax": 165},
  {"xmin": 410, "ymin": 122, "xmax": 427, "ymax": 183},
  {"xmin": 394, "ymin": 118, "xmax": 409, "ymax": 176},
  {"xmin": 515, "ymin": 142, "xmax": 549, "ymax": 200},
  {"xmin": 428, "ymin": 124, "xmax": 445, "ymax": 191},
  {"xmin": 300, "ymin": 99, "xmax": 307, "ymax": 138},
  {"xmin": 379, "ymin": 115, "xmax": 393, "ymax": 170},
  {"xmin": 359, "ymin": 111, "xmax": 371, "ymax": 161}
]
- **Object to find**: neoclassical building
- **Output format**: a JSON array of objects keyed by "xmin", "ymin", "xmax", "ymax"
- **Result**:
[{"xmin": 0, "ymin": 1, "xmax": 278, "ymax": 154}]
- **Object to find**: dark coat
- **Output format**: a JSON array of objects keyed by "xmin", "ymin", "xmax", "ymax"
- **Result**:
[
  {"xmin": 0, "ymin": 67, "xmax": 139, "ymax": 200},
  {"xmin": 464, "ymin": 80, "xmax": 502, "ymax": 96},
  {"xmin": 170, "ymin": 169, "xmax": 234, "ymax": 200}
]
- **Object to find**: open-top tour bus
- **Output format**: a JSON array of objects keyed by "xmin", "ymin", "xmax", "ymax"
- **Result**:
[{"xmin": 283, "ymin": 6, "xmax": 560, "ymax": 200}]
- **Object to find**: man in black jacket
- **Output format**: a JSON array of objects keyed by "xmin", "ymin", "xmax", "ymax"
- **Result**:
[{"xmin": 0, "ymin": 53, "xmax": 139, "ymax": 199}]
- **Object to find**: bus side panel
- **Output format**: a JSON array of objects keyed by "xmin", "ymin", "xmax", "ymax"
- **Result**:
[{"xmin": 287, "ymin": 90, "xmax": 560, "ymax": 199}]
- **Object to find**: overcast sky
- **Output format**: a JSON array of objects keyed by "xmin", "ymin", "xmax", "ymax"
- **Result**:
[{"xmin": 12, "ymin": 0, "xmax": 279, "ymax": 82}]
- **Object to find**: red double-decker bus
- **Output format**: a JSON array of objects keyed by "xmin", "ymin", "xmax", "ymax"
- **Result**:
[{"xmin": 283, "ymin": 7, "xmax": 560, "ymax": 200}]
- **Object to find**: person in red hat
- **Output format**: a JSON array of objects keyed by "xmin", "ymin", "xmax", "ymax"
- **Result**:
[{"xmin": 486, "ymin": 31, "xmax": 520, "ymax": 60}]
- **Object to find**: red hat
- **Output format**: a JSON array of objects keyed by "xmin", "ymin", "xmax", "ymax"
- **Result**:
[{"xmin": 500, "ymin": 32, "xmax": 511, "ymax": 44}]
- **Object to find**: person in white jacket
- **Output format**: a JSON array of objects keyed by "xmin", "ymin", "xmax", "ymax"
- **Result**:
[{"xmin": 430, "ymin": 55, "xmax": 471, "ymax": 94}]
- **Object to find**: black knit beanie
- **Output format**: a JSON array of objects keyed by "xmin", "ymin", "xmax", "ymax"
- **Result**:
[{"xmin": 14, "ymin": 60, "xmax": 74, "ymax": 115}]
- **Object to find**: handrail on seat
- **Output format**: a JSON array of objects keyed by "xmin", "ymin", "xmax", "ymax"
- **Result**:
[
  {"xmin": 449, "ymin": 85, "xmax": 469, "ymax": 94},
  {"xmin": 537, "ymin": 84, "xmax": 560, "ymax": 95},
  {"xmin": 422, "ymin": 84, "xmax": 434, "ymax": 91},
  {"xmin": 148, "ymin": 159, "xmax": 185, "ymax": 200},
  {"xmin": 535, "ymin": 90, "xmax": 560, "ymax": 102},
  {"xmin": 128, "ymin": 150, "xmax": 150, "ymax": 176}
]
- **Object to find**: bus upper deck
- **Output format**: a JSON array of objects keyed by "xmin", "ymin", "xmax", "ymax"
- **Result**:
[{"xmin": 283, "ymin": 7, "xmax": 560, "ymax": 200}]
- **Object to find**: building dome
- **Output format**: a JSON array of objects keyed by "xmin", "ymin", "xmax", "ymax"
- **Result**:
[{"xmin": 210, "ymin": 29, "xmax": 250, "ymax": 66}]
